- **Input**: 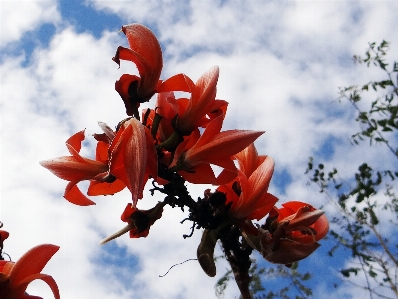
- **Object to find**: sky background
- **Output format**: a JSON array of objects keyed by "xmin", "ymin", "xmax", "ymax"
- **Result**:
[{"xmin": 1, "ymin": 0, "xmax": 397, "ymax": 298}]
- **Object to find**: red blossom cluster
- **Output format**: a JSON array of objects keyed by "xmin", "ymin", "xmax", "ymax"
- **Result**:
[{"xmin": 39, "ymin": 23, "xmax": 329, "ymax": 297}]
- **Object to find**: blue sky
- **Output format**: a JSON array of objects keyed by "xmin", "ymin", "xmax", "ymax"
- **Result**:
[{"xmin": 1, "ymin": 1, "xmax": 397, "ymax": 298}]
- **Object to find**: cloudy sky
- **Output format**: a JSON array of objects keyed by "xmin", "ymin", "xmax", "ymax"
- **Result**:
[{"xmin": 1, "ymin": 0, "xmax": 397, "ymax": 298}]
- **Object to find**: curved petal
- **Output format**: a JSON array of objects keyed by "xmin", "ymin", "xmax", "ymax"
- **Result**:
[
  {"xmin": 64, "ymin": 182, "xmax": 96, "ymax": 206},
  {"xmin": 277, "ymin": 201, "xmax": 329, "ymax": 243},
  {"xmin": 287, "ymin": 207, "xmax": 325, "ymax": 229},
  {"xmin": 313, "ymin": 214, "xmax": 329, "ymax": 241},
  {"xmin": 87, "ymin": 180, "xmax": 125, "ymax": 196},
  {"xmin": 16, "ymin": 273, "xmax": 60, "ymax": 299},
  {"xmin": 9, "ymin": 244, "xmax": 59, "ymax": 288},
  {"xmin": 158, "ymin": 73, "xmax": 194, "ymax": 93},
  {"xmin": 40, "ymin": 153, "xmax": 107, "ymax": 182},
  {"xmin": 95, "ymin": 141, "xmax": 110, "ymax": 163},
  {"xmin": 115, "ymin": 74, "xmax": 140, "ymax": 96},
  {"xmin": 115, "ymin": 74, "xmax": 141, "ymax": 116},
  {"xmin": 191, "ymin": 114, "xmax": 224, "ymax": 149},
  {"xmin": 177, "ymin": 66, "xmax": 219, "ymax": 134},
  {"xmin": 114, "ymin": 24, "xmax": 163, "ymax": 99},
  {"xmin": 191, "ymin": 130, "xmax": 264, "ymax": 165},
  {"xmin": 246, "ymin": 193, "xmax": 279, "ymax": 220},
  {"xmin": 191, "ymin": 66, "xmax": 219, "ymax": 108},
  {"xmin": 206, "ymin": 157, "xmax": 237, "ymax": 172},
  {"xmin": 178, "ymin": 163, "xmax": 217, "ymax": 184},
  {"xmin": 264, "ymin": 239, "xmax": 320, "ymax": 264},
  {"xmin": 215, "ymin": 168, "xmax": 238, "ymax": 185},
  {"xmin": 156, "ymin": 92, "xmax": 178, "ymax": 117},
  {"xmin": 245, "ymin": 156, "xmax": 274, "ymax": 203},
  {"xmin": 280, "ymin": 201, "xmax": 308, "ymax": 217},
  {"xmin": 235, "ymin": 143, "xmax": 260, "ymax": 178},
  {"xmin": 183, "ymin": 115, "xmax": 264, "ymax": 169},
  {"xmin": 66, "ymin": 130, "xmax": 85, "ymax": 153},
  {"xmin": 123, "ymin": 24, "xmax": 162, "ymax": 77},
  {"xmin": 109, "ymin": 118, "xmax": 156, "ymax": 205}
]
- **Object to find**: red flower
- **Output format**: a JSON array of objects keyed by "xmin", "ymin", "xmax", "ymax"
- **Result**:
[
  {"xmin": 40, "ymin": 130, "xmax": 109, "ymax": 206},
  {"xmin": 218, "ymin": 143, "xmax": 278, "ymax": 220},
  {"xmin": 0, "ymin": 244, "xmax": 60, "ymax": 299},
  {"xmin": 170, "ymin": 115, "xmax": 264, "ymax": 184},
  {"xmin": 108, "ymin": 118, "xmax": 157, "ymax": 206},
  {"xmin": 120, "ymin": 202, "xmax": 164, "ymax": 238},
  {"xmin": 113, "ymin": 24, "xmax": 163, "ymax": 117},
  {"xmin": 273, "ymin": 201, "xmax": 329, "ymax": 244},
  {"xmin": 40, "ymin": 126, "xmax": 126, "ymax": 206},
  {"xmin": 243, "ymin": 201, "xmax": 329, "ymax": 265},
  {"xmin": 99, "ymin": 202, "xmax": 165, "ymax": 244},
  {"xmin": 159, "ymin": 66, "xmax": 228, "ymax": 135}
]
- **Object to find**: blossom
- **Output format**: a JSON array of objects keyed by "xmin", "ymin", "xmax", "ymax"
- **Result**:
[
  {"xmin": 108, "ymin": 117, "xmax": 157, "ymax": 206},
  {"xmin": 40, "ymin": 130, "xmax": 108, "ymax": 206},
  {"xmin": 0, "ymin": 244, "xmax": 60, "ymax": 299},
  {"xmin": 99, "ymin": 202, "xmax": 165, "ymax": 244},
  {"xmin": 243, "ymin": 201, "xmax": 329, "ymax": 265},
  {"xmin": 218, "ymin": 143, "xmax": 278, "ymax": 220},
  {"xmin": 40, "ymin": 125, "xmax": 126, "ymax": 205},
  {"xmin": 159, "ymin": 66, "xmax": 228, "ymax": 135},
  {"xmin": 272, "ymin": 201, "xmax": 329, "ymax": 244},
  {"xmin": 176, "ymin": 66, "xmax": 228, "ymax": 135},
  {"xmin": 113, "ymin": 24, "xmax": 163, "ymax": 117},
  {"xmin": 170, "ymin": 115, "xmax": 264, "ymax": 184}
]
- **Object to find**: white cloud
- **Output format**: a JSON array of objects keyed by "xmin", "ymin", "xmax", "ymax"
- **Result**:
[{"xmin": 0, "ymin": 0, "xmax": 60, "ymax": 48}]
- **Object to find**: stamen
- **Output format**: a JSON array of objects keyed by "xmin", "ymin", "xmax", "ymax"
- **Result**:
[{"xmin": 99, "ymin": 224, "xmax": 132, "ymax": 245}]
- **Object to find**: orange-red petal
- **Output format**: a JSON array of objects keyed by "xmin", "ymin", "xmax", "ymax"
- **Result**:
[
  {"xmin": 235, "ymin": 143, "xmax": 260, "ymax": 178},
  {"xmin": 16, "ymin": 273, "xmax": 60, "ymax": 299},
  {"xmin": 178, "ymin": 163, "xmax": 217, "ymax": 184},
  {"xmin": 246, "ymin": 193, "xmax": 279, "ymax": 220},
  {"xmin": 176, "ymin": 66, "xmax": 219, "ymax": 134},
  {"xmin": 114, "ymin": 24, "xmax": 163, "ymax": 99},
  {"xmin": 66, "ymin": 130, "xmax": 85, "ymax": 154},
  {"xmin": 64, "ymin": 182, "xmax": 96, "ymax": 206},
  {"xmin": 87, "ymin": 180, "xmax": 125, "ymax": 196},
  {"xmin": 157, "ymin": 73, "xmax": 194, "ymax": 93},
  {"xmin": 9, "ymin": 244, "xmax": 59, "ymax": 288},
  {"xmin": 182, "ymin": 115, "xmax": 264, "ymax": 171},
  {"xmin": 109, "ymin": 118, "xmax": 157, "ymax": 205}
]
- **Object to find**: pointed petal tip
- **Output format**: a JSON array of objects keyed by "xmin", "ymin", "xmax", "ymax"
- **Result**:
[{"xmin": 211, "ymin": 65, "xmax": 219, "ymax": 74}]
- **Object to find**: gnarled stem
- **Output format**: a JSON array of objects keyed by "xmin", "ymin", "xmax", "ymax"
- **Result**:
[{"xmin": 220, "ymin": 225, "xmax": 253, "ymax": 299}]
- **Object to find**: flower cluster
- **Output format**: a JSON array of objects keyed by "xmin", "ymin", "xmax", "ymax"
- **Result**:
[
  {"xmin": 40, "ymin": 23, "xmax": 329, "ymax": 297},
  {"xmin": 0, "ymin": 224, "xmax": 60, "ymax": 299}
]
